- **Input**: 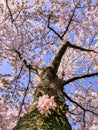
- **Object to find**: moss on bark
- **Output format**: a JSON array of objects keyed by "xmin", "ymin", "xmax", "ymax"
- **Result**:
[
  {"xmin": 13, "ymin": 67, "xmax": 72, "ymax": 130},
  {"xmin": 13, "ymin": 109, "xmax": 71, "ymax": 130}
]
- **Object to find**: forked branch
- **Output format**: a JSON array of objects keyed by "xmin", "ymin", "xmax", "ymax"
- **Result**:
[
  {"xmin": 48, "ymin": 15, "xmax": 62, "ymax": 39},
  {"xmin": 63, "ymin": 92, "xmax": 98, "ymax": 127},
  {"xmin": 48, "ymin": 15, "xmax": 98, "ymax": 74},
  {"xmin": 63, "ymin": 92, "xmax": 98, "ymax": 116},
  {"xmin": 52, "ymin": 40, "xmax": 98, "ymax": 74},
  {"xmin": 14, "ymin": 50, "xmax": 42, "ymax": 74},
  {"xmin": 48, "ymin": 7, "xmax": 76, "ymax": 39}
]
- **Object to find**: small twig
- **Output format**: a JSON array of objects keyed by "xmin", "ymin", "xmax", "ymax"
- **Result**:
[
  {"xmin": 61, "ymin": 7, "xmax": 76, "ymax": 38},
  {"xmin": 68, "ymin": 42, "xmax": 98, "ymax": 54},
  {"xmin": 18, "ymin": 68, "xmax": 31, "ymax": 118},
  {"xmin": 6, "ymin": 0, "xmax": 13, "ymax": 23},
  {"xmin": 12, "ymin": 65, "xmax": 24, "ymax": 97}
]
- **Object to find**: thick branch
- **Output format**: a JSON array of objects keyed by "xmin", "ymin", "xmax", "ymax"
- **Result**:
[
  {"xmin": 48, "ymin": 12, "xmax": 97, "ymax": 74},
  {"xmin": 52, "ymin": 39, "xmax": 98, "ymax": 74},
  {"xmin": 63, "ymin": 72, "xmax": 98, "ymax": 85},
  {"xmin": 52, "ymin": 41, "xmax": 70, "ymax": 73},
  {"xmin": 14, "ymin": 50, "xmax": 42, "ymax": 74}
]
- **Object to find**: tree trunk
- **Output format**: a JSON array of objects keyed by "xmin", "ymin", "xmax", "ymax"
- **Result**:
[{"xmin": 13, "ymin": 67, "xmax": 72, "ymax": 130}]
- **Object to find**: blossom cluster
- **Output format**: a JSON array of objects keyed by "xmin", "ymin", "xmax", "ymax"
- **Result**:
[
  {"xmin": 94, "ymin": 66, "xmax": 98, "ymax": 72},
  {"xmin": 37, "ymin": 94, "xmax": 57, "ymax": 116}
]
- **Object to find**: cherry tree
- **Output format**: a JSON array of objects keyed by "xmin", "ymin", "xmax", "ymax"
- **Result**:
[{"xmin": 0, "ymin": 0, "xmax": 98, "ymax": 130}]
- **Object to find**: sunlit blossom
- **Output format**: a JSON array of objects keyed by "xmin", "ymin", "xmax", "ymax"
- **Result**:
[
  {"xmin": 94, "ymin": 66, "xmax": 98, "ymax": 72},
  {"xmin": 37, "ymin": 94, "xmax": 57, "ymax": 116}
]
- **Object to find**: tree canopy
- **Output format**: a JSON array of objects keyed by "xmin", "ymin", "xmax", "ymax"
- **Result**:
[{"xmin": 0, "ymin": 0, "xmax": 98, "ymax": 130}]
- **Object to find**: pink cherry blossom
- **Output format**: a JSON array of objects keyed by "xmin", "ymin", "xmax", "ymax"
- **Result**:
[
  {"xmin": 37, "ymin": 95, "xmax": 57, "ymax": 116},
  {"xmin": 94, "ymin": 66, "xmax": 98, "ymax": 72}
]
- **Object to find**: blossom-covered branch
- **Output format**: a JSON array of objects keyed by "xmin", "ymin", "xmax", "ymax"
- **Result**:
[
  {"xmin": 48, "ymin": 14, "xmax": 98, "ymax": 74},
  {"xmin": 63, "ymin": 92, "xmax": 98, "ymax": 116},
  {"xmin": 63, "ymin": 92, "xmax": 98, "ymax": 126},
  {"xmin": 52, "ymin": 39, "xmax": 98, "ymax": 74}
]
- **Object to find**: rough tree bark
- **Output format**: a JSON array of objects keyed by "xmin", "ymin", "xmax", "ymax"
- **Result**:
[
  {"xmin": 13, "ymin": 66, "xmax": 72, "ymax": 130},
  {"xmin": 13, "ymin": 41, "xmax": 72, "ymax": 130},
  {"xmin": 13, "ymin": 40, "xmax": 98, "ymax": 130}
]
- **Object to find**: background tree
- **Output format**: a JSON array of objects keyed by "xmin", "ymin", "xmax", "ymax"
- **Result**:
[{"xmin": 0, "ymin": 0, "xmax": 98, "ymax": 130}]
